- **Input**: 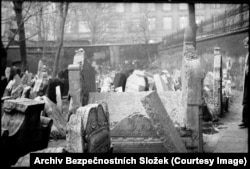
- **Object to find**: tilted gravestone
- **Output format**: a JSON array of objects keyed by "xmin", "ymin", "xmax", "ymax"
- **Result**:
[
  {"xmin": 153, "ymin": 74, "xmax": 168, "ymax": 92},
  {"xmin": 1, "ymin": 98, "xmax": 53, "ymax": 167},
  {"xmin": 66, "ymin": 102, "xmax": 111, "ymax": 153}
]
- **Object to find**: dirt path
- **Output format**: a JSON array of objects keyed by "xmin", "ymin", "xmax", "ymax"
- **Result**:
[{"xmin": 203, "ymin": 90, "xmax": 248, "ymax": 153}]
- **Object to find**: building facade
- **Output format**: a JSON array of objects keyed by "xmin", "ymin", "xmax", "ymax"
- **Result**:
[{"xmin": 1, "ymin": 2, "xmax": 229, "ymax": 45}]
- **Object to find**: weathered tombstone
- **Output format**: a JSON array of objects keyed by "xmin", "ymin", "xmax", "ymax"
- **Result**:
[
  {"xmin": 35, "ymin": 96, "xmax": 67, "ymax": 139},
  {"xmin": 12, "ymin": 74, "xmax": 21, "ymax": 91},
  {"xmin": 37, "ymin": 60, "xmax": 44, "ymax": 79},
  {"xmin": 203, "ymin": 72, "xmax": 217, "ymax": 121},
  {"xmin": 68, "ymin": 48, "xmax": 96, "ymax": 111},
  {"xmin": 73, "ymin": 48, "xmax": 85, "ymax": 65},
  {"xmin": 89, "ymin": 91, "xmax": 187, "ymax": 153},
  {"xmin": 21, "ymin": 86, "xmax": 31, "ymax": 98},
  {"xmin": 68, "ymin": 64, "xmax": 82, "ymax": 111},
  {"xmin": 213, "ymin": 47, "xmax": 222, "ymax": 118},
  {"xmin": 66, "ymin": 103, "xmax": 111, "ymax": 153},
  {"xmin": 1, "ymin": 98, "xmax": 52, "ymax": 167},
  {"xmin": 56, "ymin": 85, "xmax": 62, "ymax": 113},
  {"xmin": 141, "ymin": 92, "xmax": 187, "ymax": 152},
  {"xmin": 153, "ymin": 74, "xmax": 168, "ymax": 92},
  {"xmin": 11, "ymin": 84, "xmax": 24, "ymax": 99},
  {"xmin": 125, "ymin": 70, "xmax": 146, "ymax": 92},
  {"xmin": 181, "ymin": 23, "xmax": 203, "ymax": 152}
]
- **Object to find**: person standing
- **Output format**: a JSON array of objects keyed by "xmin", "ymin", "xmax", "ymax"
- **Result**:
[{"xmin": 239, "ymin": 37, "xmax": 249, "ymax": 128}]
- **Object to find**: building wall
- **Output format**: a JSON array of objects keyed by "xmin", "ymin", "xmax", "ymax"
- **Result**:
[{"xmin": 63, "ymin": 3, "xmax": 228, "ymax": 44}]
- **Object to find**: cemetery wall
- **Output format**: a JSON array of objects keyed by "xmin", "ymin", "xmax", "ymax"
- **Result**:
[{"xmin": 6, "ymin": 43, "xmax": 158, "ymax": 75}]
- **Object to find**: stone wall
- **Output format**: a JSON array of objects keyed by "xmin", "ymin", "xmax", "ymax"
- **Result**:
[{"xmin": 7, "ymin": 43, "xmax": 158, "ymax": 74}]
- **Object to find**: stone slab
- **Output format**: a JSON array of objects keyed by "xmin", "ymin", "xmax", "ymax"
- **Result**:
[
  {"xmin": 66, "ymin": 103, "xmax": 111, "ymax": 153},
  {"xmin": 141, "ymin": 91, "xmax": 187, "ymax": 152}
]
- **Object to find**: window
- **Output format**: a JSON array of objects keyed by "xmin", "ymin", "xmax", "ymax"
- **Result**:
[
  {"xmin": 196, "ymin": 15, "xmax": 205, "ymax": 24},
  {"xmin": 179, "ymin": 16, "xmax": 188, "ymax": 29},
  {"xmin": 163, "ymin": 4, "xmax": 172, "ymax": 11},
  {"xmin": 116, "ymin": 4, "xmax": 124, "ymax": 12},
  {"xmin": 179, "ymin": 3, "xmax": 188, "ymax": 10},
  {"xmin": 148, "ymin": 17, "xmax": 156, "ymax": 31},
  {"xmin": 131, "ymin": 3, "xmax": 139, "ymax": 12},
  {"xmin": 130, "ymin": 19, "xmax": 140, "ymax": 32},
  {"xmin": 65, "ymin": 21, "xmax": 72, "ymax": 33},
  {"xmin": 147, "ymin": 3, "xmax": 156, "ymax": 11},
  {"xmin": 195, "ymin": 3, "xmax": 204, "ymax": 9},
  {"xmin": 163, "ymin": 17, "xmax": 172, "ymax": 30},
  {"xmin": 211, "ymin": 4, "xmax": 221, "ymax": 9},
  {"xmin": 78, "ymin": 21, "xmax": 90, "ymax": 33}
]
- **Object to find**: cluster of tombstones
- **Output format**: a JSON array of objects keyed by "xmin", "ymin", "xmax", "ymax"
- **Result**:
[{"xmin": 97, "ymin": 68, "xmax": 182, "ymax": 94}]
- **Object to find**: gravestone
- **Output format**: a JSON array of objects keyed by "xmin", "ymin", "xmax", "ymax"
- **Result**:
[
  {"xmin": 37, "ymin": 60, "xmax": 44, "ymax": 79},
  {"xmin": 89, "ymin": 91, "xmax": 187, "ymax": 153},
  {"xmin": 1, "ymin": 98, "xmax": 52, "ymax": 167},
  {"xmin": 153, "ymin": 74, "xmax": 168, "ymax": 92},
  {"xmin": 68, "ymin": 64, "xmax": 82, "ymax": 111},
  {"xmin": 213, "ymin": 47, "xmax": 222, "ymax": 118},
  {"xmin": 125, "ymin": 70, "xmax": 146, "ymax": 92},
  {"xmin": 66, "ymin": 102, "xmax": 111, "ymax": 153},
  {"xmin": 35, "ymin": 96, "xmax": 67, "ymax": 139},
  {"xmin": 68, "ymin": 48, "xmax": 96, "ymax": 111},
  {"xmin": 56, "ymin": 86, "xmax": 62, "ymax": 113},
  {"xmin": 181, "ymin": 25, "xmax": 203, "ymax": 152},
  {"xmin": 203, "ymin": 72, "xmax": 217, "ymax": 121}
]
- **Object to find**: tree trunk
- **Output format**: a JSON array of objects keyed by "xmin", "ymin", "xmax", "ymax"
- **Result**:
[
  {"xmin": 13, "ymin": 0, "xmax": 27, "ymax": 71},
  {"xmin": 52, "ymin": 2, "xmax": 69, "ymax": 78}
]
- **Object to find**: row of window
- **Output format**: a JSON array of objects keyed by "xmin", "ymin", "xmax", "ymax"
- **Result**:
[
  {"xmin": 66, "ymin": 15, "xmax": 206, "ymax": 33},
  {"xmin": 115, "ymin": 3, "xmax": 222, "ymax": 13}
]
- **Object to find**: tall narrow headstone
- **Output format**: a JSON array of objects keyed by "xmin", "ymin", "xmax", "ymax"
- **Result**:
[
  {"xmin": 68, "ymin": 49, "xmax": 96, "ymax": 111},
  {"xmin": 181, "ymin": 19, "xmax": 203, "ymax": 152},
  {"xmin": 68, "ymin": 64, "xmax": 82, "ymax": 111},
  {"xmin": 213, "ymin": 47, "xmax": 222, "ymax": 118}
]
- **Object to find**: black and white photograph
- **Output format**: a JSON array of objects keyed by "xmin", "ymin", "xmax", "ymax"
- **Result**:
[{"xmin": 1, "ymin": 0, "xmax": 249, "ymax": 167}]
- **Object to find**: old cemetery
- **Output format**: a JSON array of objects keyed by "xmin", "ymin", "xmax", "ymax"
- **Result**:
[{"xmin": 1, "ymin": 43, "xmax": 231, "ymax": 167}]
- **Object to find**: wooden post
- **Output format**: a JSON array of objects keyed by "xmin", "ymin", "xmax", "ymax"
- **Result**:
[
  {"xmin": 181, "ymin": 3, "xmax": 203, "ymax": 152},
  {"xmin": 213, "ymin": 47, "xmax": 222, "ymax": 118}
]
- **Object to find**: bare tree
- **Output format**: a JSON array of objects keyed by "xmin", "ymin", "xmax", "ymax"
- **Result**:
[
  {"xmin": 13, "ymin": 0, "xmax": 27, "ymax": 71},
  {"xmin": 52, "ymin": 2, "xmax": 69, "ymax": 78},
  {"xmin": 126, "ymin": 7, "xmax": 155, "ymax": 62},
  {"xmin": 69, "ymin": 3, "xmax": 118, "ymax": 44}
]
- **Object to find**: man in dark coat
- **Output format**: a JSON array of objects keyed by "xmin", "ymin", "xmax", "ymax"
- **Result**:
[{"xmin": 239, "ymin": 37, "xmax": 249, "ymax": 128}]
